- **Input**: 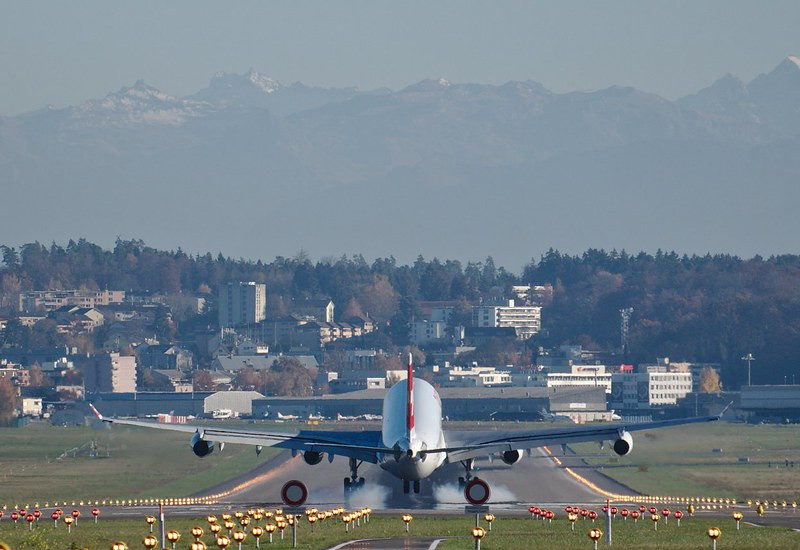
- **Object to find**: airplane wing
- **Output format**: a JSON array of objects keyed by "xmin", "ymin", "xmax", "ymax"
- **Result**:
[
  {"xmin": 90, "ymin": 404, "xmax": 389, "ymax": 463},
  {"xmin": 436, "ymin": 412, "xmax": 723, "ymax": 463}
]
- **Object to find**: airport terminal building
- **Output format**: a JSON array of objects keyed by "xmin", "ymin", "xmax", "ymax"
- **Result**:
[{"xmin": 88, "ymin": 386, "xmax": 610, "ymax": 423}]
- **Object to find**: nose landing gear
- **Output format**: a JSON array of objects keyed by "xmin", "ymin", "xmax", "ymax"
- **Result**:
[{"xmin": 402, "ymin": 479, "xmax": 421, "ymax": 494}]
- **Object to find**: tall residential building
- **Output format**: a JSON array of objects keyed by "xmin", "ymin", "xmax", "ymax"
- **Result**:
[
  {"xmin": 218, "ymin": 282, "xmax": 266, "ymax": 327},
  {"xmin": 84, "ymin": 352, "xmax": 137, "ymax": 393},
  {"xmin": 472, "ymin": 299, "xmax": 542, "ymax": 339}
]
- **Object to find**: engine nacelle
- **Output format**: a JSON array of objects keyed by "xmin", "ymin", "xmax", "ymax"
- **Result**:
[
  {"xmin": 303, "ymin": 450, "xmax": 324, "ymax": 465},
  {"xmin": 612, "ymin": 431, "xmax": 634, "ymax": 456},
  {"xmin": 191, "ymin": 431, "xmax": 215, "ymax": 457},
  {"xmin": 501, "ymin": 449, "xmax": 524, "ymax": 465}
]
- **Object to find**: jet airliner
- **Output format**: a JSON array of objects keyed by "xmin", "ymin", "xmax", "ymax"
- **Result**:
[{"xmin": 91, "ymin": 355, "xmax": 722, "ymax": 495}]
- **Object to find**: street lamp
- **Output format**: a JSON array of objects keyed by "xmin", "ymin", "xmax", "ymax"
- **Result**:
[{"xmin": 742, "ymin": 353, "xmax": 755, "ymax": 386}]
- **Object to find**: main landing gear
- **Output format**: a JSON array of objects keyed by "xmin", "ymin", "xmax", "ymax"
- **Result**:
[
  {"xmin": 458, "ymin": 458, "xmax": 475, "ymax": 489},
  {"xmin": 344, "ymin": 457, "xmax": 365, "ymax": 492},
  {"xmin": 403, "ymin": 479, "xmax": 421, "ymax": 494}
]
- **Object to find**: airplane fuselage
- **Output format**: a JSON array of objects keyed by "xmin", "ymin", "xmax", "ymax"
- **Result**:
[{"xmin": 378, "ymin": 377, "xmax": 446, "ymax": 481}]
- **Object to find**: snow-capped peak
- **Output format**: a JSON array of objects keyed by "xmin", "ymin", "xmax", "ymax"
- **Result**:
[
  {"xmin": 74, "ymin": 80, "xmax": 211, "ymax": 126},
  {"xmin": 246, "ymin": 69, "xmax": 281, "ymax": 94},
  {"xmin": 437, "ymin": 78, "xmax": 451, "ymax": 87},
  {"xmin": 788, "ymin": 55, "xmax": 800, "ymax": 70}
]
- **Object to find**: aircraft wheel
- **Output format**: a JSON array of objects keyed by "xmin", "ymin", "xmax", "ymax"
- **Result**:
[
  {"xmin": 413, "ymin": 480, "xmax": 420, "ymax": 494},
  {"xmin": 358, "ymin": 477, "xmax": 365, "ymax": 487},
  {"xmin": 403, "ymin": 480, "xmax": 410, "ymax": 494},
  {"xmin": 458, "ymin": 477, "xmax": 466, "ymax": 489},
  {"xmin": 344, "ymin": 478, "xmax": 352, "ymax": 492}
]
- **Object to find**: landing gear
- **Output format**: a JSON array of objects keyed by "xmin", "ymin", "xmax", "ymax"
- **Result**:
[
  {"xmin": 344, "ymin": 458, "xmax": 365, "ymax": 492},
  {"xmin": 458, "ymin": 458, "xmax": 475, "ymax": 489},
  {"xmin": 402, "ymin": 480, "xmax": 421, "ymax": 494}
]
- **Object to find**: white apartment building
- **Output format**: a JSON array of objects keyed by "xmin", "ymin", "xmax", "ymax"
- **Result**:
[
  {"xmin": 609, "ymin": 371, "xmax": 693, "ymax": 410},
  {"xmin": 472, "ymin": 299, "xmax": 542, "ymax": 339},
  {"xmin": 546, "ymin": 365, "xmax": 613, "ymax": 394},
  {"xmin": 84, "ymin": 352, "xmax": 137, "ymax": 393},
  {"xmin": 218, "ymin": 282, "xmax": 266, "ymax": 327},
  {"xmin": 437, "ymin": 365, "xmax": 512, "ymax": 388},
  {"xmin": 18, "ymin": 289, "xmax": 125, "ymax": 312},
  {"xmin": 409, "ymin": 320, "xmax": 448, "ymax": 345}
]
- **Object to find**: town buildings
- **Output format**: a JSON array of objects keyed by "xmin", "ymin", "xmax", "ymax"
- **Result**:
[{"xmin": 18, "ymin": 289, "xmax": 126, "ymax": 312}]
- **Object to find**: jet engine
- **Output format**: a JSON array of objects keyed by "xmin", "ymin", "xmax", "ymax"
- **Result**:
[
  {"xmin": 191, "ymin": 431, "xmax": 215, "ymax": 457},
  {"xmin": 501, "ymin": 449, "xmax": 524, "ymax": 465},
  {"xmin": 612, "ymin": 431, "xmax": 634, "ymax": 456},
  {"xmin": 303, "ymin": 450, "xmax": 324, "ymax": 465}
]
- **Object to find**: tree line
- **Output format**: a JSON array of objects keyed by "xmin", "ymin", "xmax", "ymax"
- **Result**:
[{"xmin": 3, "ymin": 240, "xmax": 800, "ymax": 387}]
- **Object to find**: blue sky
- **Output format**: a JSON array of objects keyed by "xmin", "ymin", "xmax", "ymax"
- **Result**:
[{"xmin": 1, "ymin": 1, "xmax": 798, "ymax": 115}]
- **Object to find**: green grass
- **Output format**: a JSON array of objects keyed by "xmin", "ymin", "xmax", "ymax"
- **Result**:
[
  {"xmin": 0, "ymin": 513, "xmax": 797, "ymax": 550},
  {"xmin": 0, "ymin": 422, "xmax": 279, "ymax": 504},
  {"xmin": 572, "ymin": 422, "xmax": 800, "ymax": 501}
]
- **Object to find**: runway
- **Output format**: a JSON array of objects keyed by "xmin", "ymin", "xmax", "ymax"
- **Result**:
[{"xmin": 197, "ymin": 446, "xmax": 635, "ymax": 510}]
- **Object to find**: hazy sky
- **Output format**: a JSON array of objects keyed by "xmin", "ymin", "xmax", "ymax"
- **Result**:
[{"xmin": 1, "ymin": 1, "xmax": 799, "ymax": 116}]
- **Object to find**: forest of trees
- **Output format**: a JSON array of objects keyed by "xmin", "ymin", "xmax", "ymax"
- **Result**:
[{"xmin": 3, "ymin": 239, "xmax": 800, "ymax": 388}]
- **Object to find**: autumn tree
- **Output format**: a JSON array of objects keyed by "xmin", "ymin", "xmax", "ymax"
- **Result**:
[
  {"xmin": 193, "ymin": 370, "xmax": 219, "ymax": 391},
  {"xmin": 341, "ymin": 297, "xmax": 365, "ymax": 319},
  {"xmin": 699, "ymin": 366, "xmax": 723, "ymax": 393},
  {"xmin": 0, "ymin": 378, "xmax": 17, "ymax": 425},
  {"xmin": 27, "ymin": 365, "xmax": 47, "ymax": 387},
  {"xmin": 264, "ymin": 357, "xmax": 315, "ymax": 397},
  {"xmin": 357, "ymin": 274, "xmax": 398, "ymax": 322},
  {"xmin": 232, "ymin": 367, "xmax": 263, "ymax": 391}
]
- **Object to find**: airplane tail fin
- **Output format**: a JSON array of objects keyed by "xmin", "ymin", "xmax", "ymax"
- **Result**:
[{"xmin": 406, "ymin": 353, "xmax": 415, "ymax": 438}]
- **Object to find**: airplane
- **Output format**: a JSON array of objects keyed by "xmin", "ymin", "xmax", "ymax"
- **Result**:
[
  {"xmin": 91, "ymin": 355, "xmax": 724, "ymax": 495},
  {"xmin": 211, "ymin": 408, "xmax": 235, "ymax": 419},
  {"xmin": 336, "ymin": 413, "xmax": 382, "ymax": 422},
  {"xmin": 275, "ymin": 412, "xmax": 300, "ymax": 421}
]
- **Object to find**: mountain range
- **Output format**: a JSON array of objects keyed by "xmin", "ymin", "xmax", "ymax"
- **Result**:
[{"xmin": 2, "ymin": 58, "xmax": 799, "ymax": 269}]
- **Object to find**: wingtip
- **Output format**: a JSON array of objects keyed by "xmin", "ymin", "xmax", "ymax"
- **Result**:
[{"xmin": 89, "ymin": 403, "xmax": 104, "ymax": 421}]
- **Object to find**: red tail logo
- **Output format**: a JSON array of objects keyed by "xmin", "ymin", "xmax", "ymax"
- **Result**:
[{"xmin": 406, "ymin": 353, "xmax": 414, "ymax": 433}]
